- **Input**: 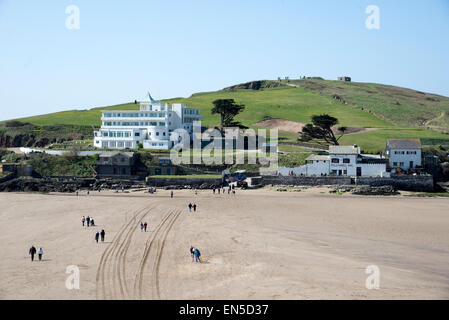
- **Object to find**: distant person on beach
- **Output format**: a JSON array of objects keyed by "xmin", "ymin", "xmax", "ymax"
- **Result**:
[
  {"xmin": 29, "ymin": 246, "xmax": 36, "ymax": 261},
  {"xmin": 194, "ymin": 248, "xmax": 201, "ymax": 263},
  {"xmin": 218, "ymin": 188, "xmax": 220, "ymax": 194},
  {"xmin": 76, "ymin": 191, "xmax": 79, "ymax": 196},
  {"xmin": 100, "ymin": 229, "xmax": 105, "ymax": 242},
  {"xmin": 228, "ymin": 187, "xmax": 231, "ymax": 194},
  {"xmin": 90, "ymin": 218, "xmax": 95, "ymax": 226},
  {"xmin": 87, "ymin": 190, "xmax": 90, "ymax": 196},
  {"xmin": 190, "ymin": 246, "xmax": 195, "ymax": 262},
  {"xmin": 82, "ymin": 216, "xmax": 85, "ymax": 227},
  {"xmin": 195, "ymin": 189, "xmax": 198, "ymax": 195},
  {"xmin": 38, "ymin": 247, "xmax": 43, "ymax": 261},
  {"xmin": 86, "ymin": 216, "xmax": 90, "ymax": 227},
  {"xmin": 188, "ymin": 203, "xmax": 192, "ymax": 212},
  {"xmin": 140, "ymin": 222, "xmax": 144, "ymax": 232},
  {"xmin": 95, "ymin": 231, "xmax": 99, "ymax": 243},
  {"xmin": 193, "ymin": 204, "xmax": 197, "ymax": 212},
  {"xmin": 213, "ymin": 188, "xmax": 215, "ymax": 194},
  {"xmin": 144, "ymin": 222, "xmax": 148, "ymax": 232},
  {"xmin": 171, "ymin": 191, "xmax": 174, "ymax": 198}
]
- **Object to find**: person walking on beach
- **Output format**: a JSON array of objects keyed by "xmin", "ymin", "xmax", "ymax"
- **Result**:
[
  {"xmin": 188, "ymin": 203, "xmax": 192, "ymax": 212},
  {"xmin": 100, "ymin": 229, "xmax": 105, "ymax": 242},
  {"xmin": 213, "ymin": 188, "xmax": 215, "ymax": 194},
  {"xmin": 144, "ymin": 222, "xmax": 148, "ymax": 232},
  {"xmin": 190, "ymin": 246, "xmax": 195, "ymax": 262},
  {"xmin": 228, "ymin": 187, "xmax": 231, "ymax": 194},
  {"xmin": 194, "ymin": 188, "xmax": 198, "ymax": 196},
  {"xmin": 95, "ymin": 231, "xmax": 100, "ymax": 243},
  {"xmin": 193, "ymin": 204, "xmax": 197, "ymax": 212},
  {"xmin": 140, "ymin": 222, "xmax": 144, "ymax": 232},
  {"xmin": 90, "ymin": 218, "xmax": 95, "ymax": 226},
  {"xmin": 29, "ymin": 246, "xmax": 36, "ymax": 262},
  {"xmin": 171, "ymin": 191, "xmax": 174, "ymax": 198},
  {"xmin": 38, "ymin": 247, "xmax": 43, "ymax": 261},
  {"xmin": 218, "ymin": 188, "xmax": 220, "ymax": 194},
  {"xmin": 194, "ymin": 248, "xmax": 201, "ymax": 263},
  {"xmin": 82, "ymin": 216, "xmax": 85, "ymax": 227},
  {"xmin": 86, "ymin": 216, "xmax": 90, "ymax": 227}
]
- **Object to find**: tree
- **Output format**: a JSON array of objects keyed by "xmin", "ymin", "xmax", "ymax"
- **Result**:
[
  {"xmin": 299, "ymin": 114, "xmax": 347, "ymax": 145},
  {"xmin": 211, "ymin": 99, "xmax": 245, "ymax": 127}
]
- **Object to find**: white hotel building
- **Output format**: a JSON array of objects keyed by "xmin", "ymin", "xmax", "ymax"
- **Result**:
[{"xmin": 94, "ymin": 94, "xmax": 202, "ymax": 150}]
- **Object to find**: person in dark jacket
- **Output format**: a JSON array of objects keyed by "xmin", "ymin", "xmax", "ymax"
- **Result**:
[
  {"xmin": 86, "ymin": 216, "xmax": 90, "ymax": 227},
  {"xmin": 194, "ymin": 248, "xmax": 201, "ymax": 263},
  {"xmin": 189, "ymin": 246, "xmax": 195, "ymax": 262},
  {"xmin": 100, "ymin": 229, "xmax": 105, "ymax": 242},
  {"xmin": 193, "ymin": 204, "xmax": 197, "ymax": 212},
  {"xmin": 29, "ymin": 246, "xmax": 37, "ymax": 261},
  {"xmin": 95, "ymin": 231, "xmax": 100, "ymax": 243}
]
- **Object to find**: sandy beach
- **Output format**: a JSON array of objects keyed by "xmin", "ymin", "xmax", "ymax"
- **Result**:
[{"xmin": 0, "ymin": 188, "xmax": 448, "ymax": 300}]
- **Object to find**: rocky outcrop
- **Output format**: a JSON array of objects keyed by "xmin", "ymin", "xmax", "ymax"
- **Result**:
[{"xmin": 223, "ymin": 80, "xmax": 284, "ymax": 92}]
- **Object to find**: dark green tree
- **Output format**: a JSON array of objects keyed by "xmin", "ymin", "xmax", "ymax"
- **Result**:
[
  {"xmin": 211, "ymin": 99, "xmax": 245, "ymax": 127},
  {"xmin": 299, "ymin": 114, "xmax": 347, "ymax": 145}
]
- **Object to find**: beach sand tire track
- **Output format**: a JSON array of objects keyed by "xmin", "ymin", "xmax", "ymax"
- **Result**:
[
  {"xmin": 96, "ymin": 205, "xmax": 152, "ymax": 300},
  {"xmin": 133, "ymin": 209, "xmax": 182, "ymax": 299}
]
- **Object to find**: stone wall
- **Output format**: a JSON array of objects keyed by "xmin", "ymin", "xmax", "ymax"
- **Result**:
[
  {"xmin": 257, "ymin": 176, "xmax": 352, "ymax": 186},
  {"xmin": 146, "ymin": 177, "xmax": 222, "ymax": 189},
  {"xmin": 356, "ymin": 176, "xmax": 434, "ymax": 192},
  {"xmin": 253, "ymin": 175, "xmax": 434, "ymax": 192}
]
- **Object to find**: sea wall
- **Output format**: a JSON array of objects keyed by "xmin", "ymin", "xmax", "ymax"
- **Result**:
[
  {"xmin": 146, "ymin": 177, "xmax": 222, "ymax": 189},
  {"xmin": 355, "ymin": 176, "xmax": 434, "ymax": 192},
  {"xmin": 252, "ymin": 175, "xmax": 434, "ymax": 192}
]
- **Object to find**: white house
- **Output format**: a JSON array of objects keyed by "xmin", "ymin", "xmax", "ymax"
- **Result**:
[
  {"xmin": 94, "ymin": 93, "xmax": 202, "ymax": 150},
  {"xmin": 278, "ymin": 145, "xmax": 389, "ymax": 177},
  {"xmin": 385, "ymin": 138, "xmax": 422, "ymax": 170}
]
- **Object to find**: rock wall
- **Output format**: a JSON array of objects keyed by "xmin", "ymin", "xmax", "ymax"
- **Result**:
[
  {"xmin": 146, "ymin": 177, "xmax": 222, "ymax": 189},
  {"xmin": 254, "ymin": 175, "xmax": 434, "ymax": 192},
  {"xmin": 356, "ymin": 176, "xmax": 434, "ymax": 192},
  {"xmin": 257, "ymin": 176, "xmax": 352, "ymax": 186}
]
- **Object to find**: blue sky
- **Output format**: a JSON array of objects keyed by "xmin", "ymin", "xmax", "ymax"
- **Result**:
[{"xmin": 0, "ymin": 0, "xmax": 448, "ymax": 121}]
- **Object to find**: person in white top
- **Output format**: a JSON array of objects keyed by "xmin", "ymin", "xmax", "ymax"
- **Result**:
[{"xmin": 38, "ymin": 248, "xmax": 43, "ymax": 261}]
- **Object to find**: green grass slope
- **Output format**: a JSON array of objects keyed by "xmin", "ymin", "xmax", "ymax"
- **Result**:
[{"xmin": 10, "ymin": 79, "xmax": 449, "ymax": 153}]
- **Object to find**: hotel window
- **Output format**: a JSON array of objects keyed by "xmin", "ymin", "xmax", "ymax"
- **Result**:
[
  {"xmin": 156, "ymin": 132, "xmax": 159, "ymax": 136},
  {"xmin": 163, "ymin": 132, "xmax": 166, "ymax": 136},
  {"xmin": 343, "ymin": 158, "xmax": 350, "ymax": 163},
  {"xmin": 331, "ymin": 158, "xmax": 339, "ymax": 163},
  {"xmin": 343, "ymin": 170, "xmax": 347, "ymax": 174},
  {"xmin": 393, "ymin": 162, "xmax": 398, "ymax": 166},
  {"xmin": 135, "ymin": 132, "xmax": 140, "ymax": 137},
  {"xmin": 399, "ymin": 162, "xmax": 404, "ymax": 166}
]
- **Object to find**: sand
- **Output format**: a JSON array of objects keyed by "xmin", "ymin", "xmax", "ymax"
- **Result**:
[{"xmin": 0, "ymin": 188, "xmax": 448, "ymax": 300}]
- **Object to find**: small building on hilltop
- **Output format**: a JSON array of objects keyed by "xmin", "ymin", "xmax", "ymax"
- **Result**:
[
  {"xmin": 96, "ymin": 151, "xmax": 135, "ymax": 176},
  {"xmin": 338, "ymin": 76, "xmax": 351, "ymax": 82},
  {"xmin": 385, "ymin": 138, "xmax": 422, "ymax": 170}
]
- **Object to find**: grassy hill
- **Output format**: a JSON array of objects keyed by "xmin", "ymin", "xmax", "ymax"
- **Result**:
[{"xmin": 9, "ymin": 78, "xmax": 449, "ymax": 153}]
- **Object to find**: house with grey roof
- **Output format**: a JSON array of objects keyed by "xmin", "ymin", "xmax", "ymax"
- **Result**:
[{"xmin": 385, "ymin": 138, "xmax": 422, "ymax": 170}]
